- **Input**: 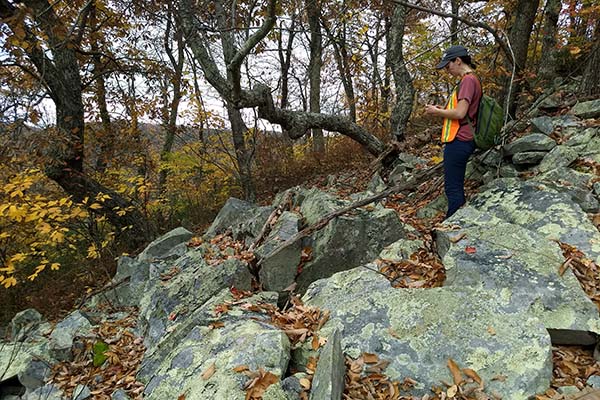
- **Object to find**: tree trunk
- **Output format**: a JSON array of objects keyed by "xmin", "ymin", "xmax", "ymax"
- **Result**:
[
  {"xmin": 159, "ymin": 9, "xmax": 185, "ymax": 193},
  {"xmin": 90, "ymin": 4, "xmax": 113, "ymax": 173},
  {"xmin": 580, "ymin": 21, "xmax": 600, "ymax": 96},
  {"xmin": 307, "ymin": 0, "xmax": 325, "ymax": 152},
  {"xmin": 226, "ymin": 102, "xmax": 256, "ymax": 201},
  {"xmin": 387, "ymin": 4, "xmax": 414, "ymax": 141},
  {"xmin": 450, "ymin": 0, "xmax": 460, "ymax": 44},
  {"xmin": 323, "ymin": 20, "xmax": 357, "ymax": 122},
  {"xmin": 537, "ymin": 0, "xmax": 561, "ymax": 84},
  {"xmin": 3, "ymin": 0, "xmax": 152, "ymax": 248},
  {"xmin": 501, "ymin": 0, "xmax": 541, "ymax": 118}
]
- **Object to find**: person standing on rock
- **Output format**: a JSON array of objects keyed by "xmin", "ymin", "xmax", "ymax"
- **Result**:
[{"xmin": 425, "ymin": 45, "xmax": 481, "ymax": 218}]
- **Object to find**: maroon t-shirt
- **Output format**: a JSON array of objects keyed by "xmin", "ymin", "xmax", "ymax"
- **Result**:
[{"xmin": 456, "ymin": 74, "xmax": 482, "ymax": 141}]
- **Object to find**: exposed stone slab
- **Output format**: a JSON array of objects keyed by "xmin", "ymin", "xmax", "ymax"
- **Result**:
[
  {"xmin": 204, "ymin": 197, "xmax": 273, "ymax": 244},
  {"xmin": 512, "ymin": 151, "xmax": 547, "ymax": 165},
  {"xmin": 302, "ymin": 268, "xmax": 552, "ymax": 399},
  {"xmin": 138, "ymin": 248, "xmax": 253, "ymax": 351},
  {"xmin": 530, "ymin": 116, "xmax": 554, "ymax": 135},
  {"xmin": 138, "ymin": 227, "xmax": 193, "ymax": 262},
  {"xmin": 437, "ymin": 206, "xmax": 600, "ymax": 343},
  {"xmin": 537, "ymin": 145, "xmax": 579, "ymax": 172},
  {"xmin": 140, "ymin": 290, "xmax": 290, "ymax": 400},
  {"xmin": 297, "ymin": 196, "xmax": 407, "ymax": 293},
  {"xmin": 465, "ymin": 179, "xmax": 600, "ymax": 264},
  {"xmin": 571, "ymin": 99, "xmax": 600, "ymax": 119},
  {"xmin": 49, "ymin": 311, "xmax": 94, "ymax": 361},
  {"xmin": 503, "ymin": 134, "xmax": 556, "ymax": 156},
  {"xmin": 257, "ymin": 211, "xmax": 302, "ymax": 292},
  {"xmin": 10, "ymin": 309, "xmax": 42, "ymax": 342},
  {"xmin": 310, "ymin": 329, "xmax": 344, "ymax": 400}
]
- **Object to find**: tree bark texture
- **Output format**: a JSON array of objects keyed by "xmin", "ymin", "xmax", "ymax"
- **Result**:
[
  {"xmin": 580, "ymin": 22, "xmax": 600, "ymax": 96},
  {"xmin": 387, "ymin": 4, "xmax": 414, "ymax": 141},
  {"xmin": 502, "ymin": 0, "xmax": 540, "ymax": 118},
  {"xmin": 537, "ymin": 0, "xmax": 561, "ymax": 84},
  {"xmin": 159, "ymin": 10, "xmax": 185, "ymax": 193},
  {"xmin": 307, "ymin": 0, "xmax": 325, "ymax": 152},
  {"xmin": 3, "ymin": 0, "xmax": 152, "ymax": 248}
]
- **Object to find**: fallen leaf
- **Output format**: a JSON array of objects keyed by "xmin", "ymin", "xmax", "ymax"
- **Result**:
[
  {"xmin": 449, "ymin": 233, "xmax": 466, "ymax": 243},
  {"xmin": 363, "ymin": 353, "xmax": 379, "ymax": 364},
  {"xmin": 447, "ymin": 358, "xmax": 463, "ymax": 385},
  {"xmin": 233, "ymin": 365, "xmax": 249, "ymax": 373},
  {"xmin": 299, "ymin": 377, "xmax": 311, "ymax": 389},
  {"xmin": 208, "ymin": 321, "xmax": 225, "ymax": 329},
  {"xmin": 465, "ymin": 246, "xmax": 477, "ymax": 254},
  {"xmin": 177, "ymin": 395, "xmax": 186, "ymax": 400},
  {"xmin": 463, "ymin": 368, "xmax": 483, "ymax": 387},
  {"xmin": 487, "ymin": 326, "xmax": 496, "ymax": 335},
  {"xmin": 447, "ymin": 384, "xmax": 458, "ymax": 397},
  {"xmin": 201, "ymin": 363, "xmax": 216, "ymax": 380}
]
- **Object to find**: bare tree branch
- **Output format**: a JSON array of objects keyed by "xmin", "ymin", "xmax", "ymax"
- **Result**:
[{"xmin": 392, "ymin": 0, "xmax": 513, "ymax": 66}]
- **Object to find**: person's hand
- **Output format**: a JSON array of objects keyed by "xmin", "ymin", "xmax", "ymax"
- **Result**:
[{"xmin": 424, "ymin": 104, "xmax": 443, "ymax": 117}]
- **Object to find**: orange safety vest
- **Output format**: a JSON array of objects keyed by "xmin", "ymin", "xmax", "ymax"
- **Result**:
[{"xmin": 441, "ymin": 86, "xmax": 460, "ymax": 143}]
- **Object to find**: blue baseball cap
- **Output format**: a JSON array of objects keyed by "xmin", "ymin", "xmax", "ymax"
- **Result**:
[{"xmin": 436, "ymin": 45, "xmax": 469, "ymax": 69}]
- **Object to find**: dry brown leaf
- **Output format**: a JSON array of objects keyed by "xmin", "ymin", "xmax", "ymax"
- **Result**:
[
  {"xmin": 487, "ymin": 326, "xmax": 496, "ymax": 336},
  {"xmin": 447, "ymin": 384, "xmax": 458, "ymax": 397},
  {"xmin": 201, "ymin": 363, "xmax": 216, "ymax": 380},
  {"xmin": 177, "ymin": 394, "xmax": 186, "ymax": 400},
  {"xmin": 233, "ymin": 365, "xmax": 249, "ymax": 373},
  {"xmin": 463, "ymin": 368, "xmax": 483, "ymax": 387},
  {"xmin": 299, "ymin": 378, "xmax": 311, "ymax": 389},
  {"xmin": 363, "ymin": 353, "xmax": 379, "ymax": 364},
  {"xmin": 447, "ymin": 358, "xmax": 463, "ymax": 385}
]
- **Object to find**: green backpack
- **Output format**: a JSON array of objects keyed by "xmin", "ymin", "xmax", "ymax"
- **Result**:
[{"xmin": 458, "ymin": 79, "xmax": 504, "ymax": 150}]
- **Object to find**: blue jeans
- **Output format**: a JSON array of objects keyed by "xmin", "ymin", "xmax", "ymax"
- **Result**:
[{"xmin": 444, "ymin": 139, "xmax": 475, "ymax": 218}]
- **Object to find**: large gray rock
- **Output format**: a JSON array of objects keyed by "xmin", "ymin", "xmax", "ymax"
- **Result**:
[
  {"xmin": 10, "ymin": 309, "xmax": 42, "ymax": 342},
  {"xmin": 571, "ymin": 99, "xmax": 600, "ymax": 119},
  {"xmin": 296, "ymin": 190, "xmax": 407, "ymax": 293},
  {"xmin": 257, "ymin": 211, "xmax": 302, "ymax": 292},
  {"xmin": 535, "ymin": 168, "xmax": 599, "ymax": 213},
  {"xmin": 140, "ymin": 290, "xmax": 290, "ymax": 400},
  {"xmin": 310, "ymin": 329, "xmax": 344, "ymax": 400},
  {"xmin": 530, "ymin": 116, "xmax": 554, "ymax": 135},
  {"xmin": 465, "ymin": 179, "xmax": 600, "ymax": 264},
  {"xmin": 504, "ymin": 134, "xmax": 556, "ymax": 156},
  {"xmin": 437, "ymin": 206, "xmax": 600, "ymax": 344},
  {"xmin": 205, "ymin": 197, "xmax": 274, "ymax": 244},
  {"xmin": 138, "ymin": 227, "xmax": 193, "ymax": 262},
  {"xmin": 138, "ymin": 247, "xmax": 253, "ymax": 351},
  {"xmin": 48, "ymin": 310, "xmax": 94, "ymax": 361},
  {"xmin": 565, "ymin": 127, "xmax": 597, "ymax": 148},
  {"xmin": 512, "ymin": 151, "xmax": 547, "ymax": 165},
  {"xmin": 537, "ymin": 145, "xmax": 579, "ymax": 172},
  {"xmin": 23, "ymin": 384, "xmax": 63, "ymax": 400},
  {"xmin": 303, "ymin": 268, "xmax": 552, "ymax": 399},
  {"xmin": 0, "ymin": 338, "xmax": 51, "ymax": 392}
]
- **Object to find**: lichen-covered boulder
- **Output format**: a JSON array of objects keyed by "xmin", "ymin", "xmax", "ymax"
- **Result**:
[
  {"xmin": 139, "ymin": 290, "xmax": 290, "ymax": 400},
  {"xmin": 504, "ymin": 134, "xmax": 556, "ymax": 156},
  {"xmin": 302, "ymin": 268, "xmax": 552, "ymax": 399},
  {"xmin": 537, "ymin": 145, "xmax": 579, "ymax": 172},
  {"xmin": 138, "ymin": 247, "xmax": 253, "ymax": 351},
  {"xmin": 204, "ymin": 197, "xmax": 274, "ymax": 243},
  {"xmin": 10, "ymin": 309, "xmax": 43, "ymax": 342},
  {"xmin": 310, "ymin": 329, "xmax": 344, "ymax": 400},
  {"xmin": 512, "ymin": 151, "xmax": 547, "ymax": 165},
  {"xmin": 138, "ymin": 227, "xmax": 193, "ymax": 262},
  {"xmin": 257, "ymin": 211, "xmax": 302, "ymax": 292},
  {"xmin": 296, "ymin": 190, "xmax": 408, "ymax": 292},
  {"xmin": 0, "ymin": 338, "xmax": 52, "ymax": 393},
  {"xmin": 48, "ymin": 310, "xmax": 94, "ymax": 361},
  {"xmin": 465, "ymin": 179, "xmax": 600, "ymax": 264},
  {"xmin": 437, "ymin": 206, "xmax": 600, "ymax": 344},
  {"xmin": 571, "ymin": 99, "xmax": 600, "ymax": 119}
]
